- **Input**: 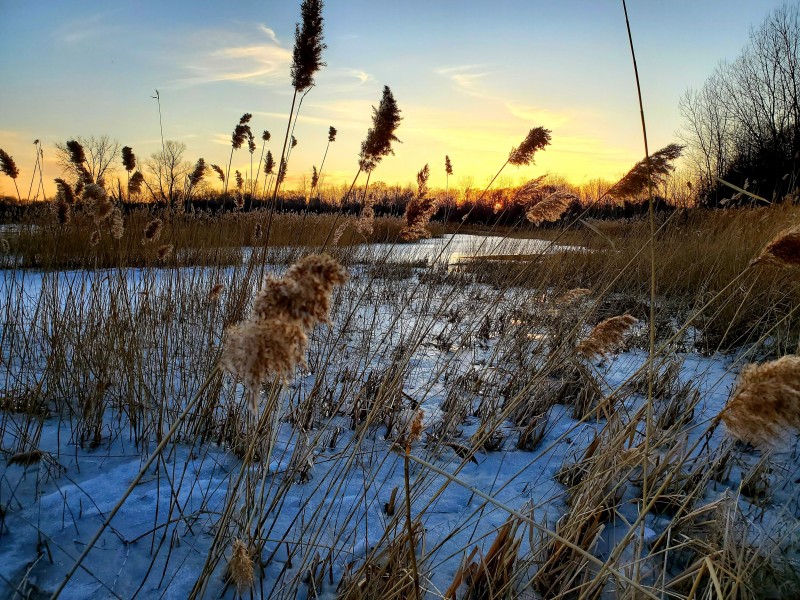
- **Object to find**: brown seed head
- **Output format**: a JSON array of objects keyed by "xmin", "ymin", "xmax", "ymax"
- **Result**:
[
  {"xmin": 157, "ymin": 244, "xmax": 173, "ymax": 260},
  {"xmin": 751, "ymin": 225, "xmax": 800, "ymax": 268},
  {"xmin": 90, "ymin": 230, "xmax": 101, "ymax": 246},
  {"xmin": 110, "ymin": 208, "xmax": 124, "ymax": 240},
  {"xmin": 576, "ymin": 314, "xmax": 638, "ymax": 359},
  {"xmin": 209, "ymin": 283, "xmax": 224, "ymax": 301},
  {"xmin": 227, "ymin": 539, "xmax": 254, "ymax": 594},
  {"xmin": 144, "ymin": 218, "xmax": 163, "ymax": 242}
]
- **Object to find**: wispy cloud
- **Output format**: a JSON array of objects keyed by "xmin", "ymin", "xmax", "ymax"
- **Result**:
[
  {"xmin": 57, "ymin": 13, "xmax": 109, "ymax": 46},
  {"xmin": 435, "ymin": 64, "xmax": 494, "ymax": 99},
  {"xmin": 169, "ymin": 25, "xmax": 291, "ymax": 89}
]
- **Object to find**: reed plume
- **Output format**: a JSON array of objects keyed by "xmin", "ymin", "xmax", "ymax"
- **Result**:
[
  {"xmin": 90, "ymin": 231, "xmax": 101, "ymax": 246},
  {"xmin": 607, "ymin": 143, "xmax": 683, "ymax": 200},
  {"xmin": 277, "ymin": 157, "xmax": 287, "ymax": 186},
  {"xmin": 54, "ymin": 178, "xmax": 75, "ymax": 204},
  {"xmin": 226, "ymin": 114, "xmax": 253, "ymax": 194},
  {"xmin": 157, "ymin": 244, "xmax": 173, "ymax": 260},
  {"xmin": 66, "ymin": 140, "xmax": 93, "ymax": 185},
  {"xmin": 226, "ymin": 539, "xmax": 254, "ymax": 594},
  {"xmin": 358, "ymin": 86, "xmax": 402, "ymax": 173},
  {"xmin": 262, "ymin": 130, "xmax": 271, "ymax": 142},
  {"xmin": 445, "ymin": 155, "xmax": 453, "ymax": 177},
  {"xmin": 416, "ymin": 163, "xmax": 430, "ymax": 197},
  {"xmin": 0, "ymin": 149, "xmax": 21, "ymax": 201},
  {"xmin": 144, "ymin": 218, "xmax": 163, "ymax": 243},
  {"xmin": 235, "ymin": 170, "xmax": 244, "ymax": 192},
  {"xmin": 82, "ymin": 183, "xmax": 113, "ymax": 222},
  {"xmin": 525, "ymin": 189, "xmax": 574, "ymax": 226},
  {"xmin": 211, "ymin": 164, "xmax": 225, "ymax": 184},
  {"xmin": 291, "ymin": 135, "xmax": 298, "ymax": 149},
  {"xmin": 576, "ymin": 314, "xmax": 637, "ymax": 359},
  {"xmin": 222, "ymin": 254, "xmax": 346, "ymax": 413},
  {"xmin": 400, "ymin": 164, "xmax": 436, "ymax": 241},
  {"xmin": 508, "ymin": 127, "xmax": 551, "ymax": 166},
  {"xmin": 751, "ymin": 225, "xmax": 800, "ymax": 267},
  {"xmin": 121, "ymin": 146, "xmax": 136, "ymax": 172},
  {"xmin": 209, "ymin": 284, "xmax": 224, "ymax": 301},
  {"xmin": 188, "ymin": 158, "xmax": 207, "ymax": 189},
  {"xmin": 328, "ymin": 126, "xmax": 337, "ymax": 142},
  {"xmin": 53, "ymin": 197, "xmax": 71, "ymax": 226},
  {"xmin": 722, "ymin": 355, "xmax": 800, "ymax": 448},
  {"xmin": 264, "ymin": 152, "xmax": 275, "ymax": 176},
  {"xmin": 110, "ymin": 209, "xmax": 125, "ymax": 240},
  {"xmin": 291, "ymin": 0, "xmax": 326, "ymax": 93},
  {"xmin": 356, "ymin": 195, "xmax": 375, "ymax": 236},
  {"xmin": 128, "ymin": 172, "xmax": 144, "ymax": 197},
  {"xmin": 311, "ymin": 166, "xmax": 319, "ymax": 189}
]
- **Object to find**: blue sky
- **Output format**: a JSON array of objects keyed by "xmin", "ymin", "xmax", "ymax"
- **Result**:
[{"xmin": 0, "ymin": 0, "xmax": 789, "ymax": 198}]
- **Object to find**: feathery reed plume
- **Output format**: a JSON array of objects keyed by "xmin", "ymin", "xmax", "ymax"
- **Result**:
[
  {"xmin": 722, "ymin": 355, "xmax": 800, "ymax": 448},
  {"xmin": 188, "ymin": 158, "xmax": 207, "ymax": 189},
  {"xmin": 408, "ymin": 409, "xmax": 424, "ymax": 447},
  {"xmin": 8, "ymin": 449, "xmax": 44, "ymax": 467},
  {"xmin": 311, "ymin": 166, "xmax": 319, "ymax": 189},
  {"xmin": 358, "ymin": 86, "xmax": 402, "ymax": 173},
  {"xmin": 54, "ymin": 177, "xmax": 75, "ymax": 204},
  {"xmin": 209, "ymin": 284, "xmax": 224, "ymax": 301},
  {"xmin": 254, "ymin": 223, "xmax": 263, "ymax": 239},
  {"xmin": 525, "ymin": 189, "xmax": 574, "ymax": 226},
  {"xmin": 128, "ymin": 171, "xmax": 144, "ymax": 197},
  {"xmin": 262, "ymin": 130, "xmax": 271, "ymax": 142},
  {"xmin": 291, "ymin": 135, "xmax": 298, "ymax": 149},
  {"xmin": 751, "ymin": 225, "xmax": 800, "ymax": 267},
  {"xmin": 291, "ymin": 0, "xmax": 326, "ymax": 93},
  {"xmin": 222, "ymin": 318, "xmax": 308, "ymax": 414},
  {"xmin": 82, "ymin": 183, "xmax": 112, "ymax": 222},
  {"xmin": 264, "ymin": 151, "xmax": 275, "ymax": 176},
  {"xmin": 331, "ymin": 222, "xmax": 346, "ymax": 245},
  {"xmin": 576, "ymin": 314, "xmax": 637, "ymax": 359},
  {"xmin": 252, "ymin": 253, "xmax": 348, "ymax": 330},
  {"xmin": 508, "ymin": 127, "xmax": 552, "ymax": 166},
  {"xmin": 277, "ymin": 157, "xmax": 287, "ymax": 186},
  {"xmin": 211, "ymin": 164, "xmax": 225, "ymax": 184},
  {"xmin": 247, "ymin": 130, "xmax": 256, "ymax": 155},
  {"xmin": 235, "ymin": 170, "xmax": 244, "ymax": 192},
  {"xmin": 226, "ymin": 114, "xmax": 253, "ymax": 194},
  {"xmin": 416, "ymin": 163, "xmax": 430, "ymax": 197},
  {"xmin": 53, "ymin": 196, "xmax": 71, "ymax": 225},
  {"xmin": 66, "ymin": 140, "xmax": 93, "ymax": 185},
  {"xmin": 0, "ymin": 148, "xmax": 21, "ymax": 201},
  {"xmin": 157, "ymin": 244, "xmax": 173, "ymax": 260},
  {"xmin": 0, "ymin": 149, "xmax": 20, "ymax": 179},
  {"xmin": 356, "ymin": 196, "xmax": 375, "ymax": 236},
  {"xmin": 223, "ymin": 254, "xmax": 346, "ymax": 413},
  {"xmin": 445, "ymin": 154, "xmax": 453, "ymax": 177},
  {"xmin": 90, "ymin": 231, "xmax": 101, "ymax": 246},
  {"xmin": 226, "ymin": 539, "xmax": 254, "ymax": 594},
  {"xmin": 144, "ymin": 218, "xmax": 163, "ymax": 243},
  {"xmin": 121, "ymin": 146, "xmax": 136, "ymax": 172},
  {"xmin": 110, "ymin": 208, "xmax": 124, "ymax": 240},
  {"xmin": 607, "ymin": 143, "xmax": 683, "ymax": 200},
  {"xmin": 328, "ymin": 125, "xmax": 337, "ymax": 142}
]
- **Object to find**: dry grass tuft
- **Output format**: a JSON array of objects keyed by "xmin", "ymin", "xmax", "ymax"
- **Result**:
[
  {"xmin": 722, "ymin": 354, "xmax": 800, "ymax": 448},
  {"xmin": 576, "ymin": 314, "xmax": 637, "ymax": 360},
  {"xmin": 7, "ymin": 449, "xmax": 44, "ymax": 467},
  {"xmin": 144, "ymin": 218, "xmax": 163, "ymax": 243}
]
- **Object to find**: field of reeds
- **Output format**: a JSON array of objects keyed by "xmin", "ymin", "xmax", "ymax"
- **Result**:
[{"xmin": 2, "ymin": 1, "xmax": 800, "ymax": 598}]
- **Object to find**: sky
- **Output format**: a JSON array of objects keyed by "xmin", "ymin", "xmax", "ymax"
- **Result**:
[{"xmin": 0, "ymin": 0, "xmax": 790, "ymax": 199}]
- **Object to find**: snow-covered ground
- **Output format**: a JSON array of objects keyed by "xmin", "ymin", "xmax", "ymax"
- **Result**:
[{"xmin": 1, "ymin": 245, "xmax": 798, "ymax": 599}]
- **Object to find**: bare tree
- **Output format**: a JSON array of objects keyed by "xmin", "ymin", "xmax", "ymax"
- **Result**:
[
  {"xmin": 55, "ymin": 135, "xmax": 120, "ymax": 188},
  {"xmin": 144, "ymin": 140, "xmax": 191, "ymax": 206}
]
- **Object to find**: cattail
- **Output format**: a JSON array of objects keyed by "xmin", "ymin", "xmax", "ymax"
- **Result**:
[
  {"xmin": 121, "ymin": 146, "xmax": 136, "ymax": 172},
  {"xmin": 221, "ymin": 318, "xmax": 309, "ymax": 414},
  {"xmin": 226, "ymin": 539, "xmax": 254, "ymax": 594},
  {"xmin": 110, "ymin": 208, "xmax": 125, "ymax": 239},
  {"xmin": 90, "ymin": 230, "xmax": 101, "ymax": 246},
  {"xmin": 358, "ymin": 86, "xmax": 402, "ymax": 173},
  {"xmin": 607, "ymin": 144, "xmax": 683, "ymax": 200},
  {"xmin": 252, "ymin": 253, "xmax": 348, "ymax": 330},
  {"xmin": 54, "ymin": 178, "xmax": 75, "ymax": 204},
  {"xmin": 328, "ymin": 126, "xmax": 337, "ymax": 142},
  {"xmin": 576, "ymin": 314, "xmax": 637, "ymax": 359},
  {"xmin": 751, "ymin": 225, "xmax": 800, "ymax": 267},
  {"xmin": 0, "ymin": 149, "xmax": 20, "ymax": 179},
  {"xmin": 211, "ymin": 164, "xmax": 225, "ymax": 184},
  {"xmin": 8, "ymin": 449, "xmax": 44, "ymax": 467},
  {"xmin": 722, "ymin": 355, "xmax": 800, "ymax": 448},
  {"xmin": 54, "ymin": 197, "xmax": 71, "ymax": 225},
  {"xmin": 508, "ymin": 127, "xmax": 552, "ymax": 166},
  {"xmin": 144, "ymin": 218, "xmax": 163, "ymax": 242},
  {"xmin": 525, "ymin": 190, "xmax": 574, "ymax": 226},
  {"xmin": 128, "ymin": 172, "xmax": 144, "ymax": 197},
  {"xmin": 209, "ymin": 283, "xmax": 224, "ymax": 301},
  {"xmin": 291, "ymin": 0, "xmax": 326, "ymax": 93},
  {"xmin": 157, "ymin": 244, "xmax": 173, "ymax": 260}
]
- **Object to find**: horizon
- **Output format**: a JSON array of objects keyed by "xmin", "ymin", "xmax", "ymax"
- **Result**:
[{"xmin": 0, "ymin": 0, "xmax": 788, "ymax": 199}]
